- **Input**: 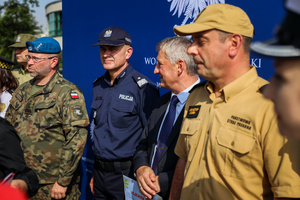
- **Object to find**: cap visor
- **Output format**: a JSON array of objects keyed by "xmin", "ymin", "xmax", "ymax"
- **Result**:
[
  {"xmin": 174, "ymin": 23, "xmax": 214, "ymax": 36},
  {"xmin": 8, "ymin": 43, "xmax": 26, "ymax": 48},
  {"xmin": 251, "ymin": 39, "xmax": 300, "ymax": 58},
  {"xmin": 91, "ymin": 41, "xmax": 125, "ymax": 47}
]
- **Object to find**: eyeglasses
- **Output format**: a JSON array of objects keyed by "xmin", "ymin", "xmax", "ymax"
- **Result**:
[{"xmin": 25, "ymin": 55, "xmax": 56, "ymax": 63}]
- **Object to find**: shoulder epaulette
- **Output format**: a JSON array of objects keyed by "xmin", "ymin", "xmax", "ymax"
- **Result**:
[
  {"xmin": 189, "ymin": 81, "xmax": 207, "ymax": 93},
  {"xmin": 132, "ymin": 73, "xmax": 148, "ymax": 88},
  {"xmin": 93, "ymin": 76, "xmax": 103, "ymax": 84},
  {"xmin": 259, "ymin": 84, "xmax": 268, "ymax": 93},
  {"xmin": 7, "ymin": 88, "xmax": 15, "ymax": 95}
]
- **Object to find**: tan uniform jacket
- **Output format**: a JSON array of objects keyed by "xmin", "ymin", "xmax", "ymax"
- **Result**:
[{"xmin": 175, "ymin": 67, "xmax": 300, "ymax": 199}]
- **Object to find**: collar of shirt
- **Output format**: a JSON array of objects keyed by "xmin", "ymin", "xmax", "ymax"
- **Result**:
[
  {"xmin": 151, "ymin": 77, "xmax": 201, "ymax": 167},
  {"xmin": 103, "ymin": 63, "xmax": 133, "ymax": 86},
  {"xmin": 20, "ymin": 66, "xmax": 29, "ymax": 74},
  {"xmin": 171, "ymin": 77, "xmax": 201, "ymax": 106},
  {"xmin": 205, "ymin": 66, "xmax": 258, "ymax": 103},
  {"xmin": 29, "ymin": 70, "xmax": 60, "ymax": 95},
  {"xmin": 222, "ymin": 66, "xmax": 258, "ymax": 103}
]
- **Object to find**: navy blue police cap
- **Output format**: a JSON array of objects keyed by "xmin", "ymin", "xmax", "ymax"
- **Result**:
[
  {"xmin": 251, "ymin": 0, "xmax": 300, "ymax": 58},
  {"xmin": 0, "ymin": 56, "xmax": 15, "ymax": 70},
  {"xmin": 91, "ymin": 26, "xmax": 132, "ymax": 47},
  {"xmin": 26, "ymin": 37, "xmax": 61, "ymax": 54}
]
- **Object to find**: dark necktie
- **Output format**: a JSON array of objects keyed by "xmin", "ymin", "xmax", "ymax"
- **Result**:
[{"xmin": 152, "ymin": 95, "xmax": 179, "ymax": 175}]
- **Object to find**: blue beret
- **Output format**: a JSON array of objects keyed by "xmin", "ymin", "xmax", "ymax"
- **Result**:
[{"xmin": 26, "ymin": 37, "xmax": 61, "ymax": 53}]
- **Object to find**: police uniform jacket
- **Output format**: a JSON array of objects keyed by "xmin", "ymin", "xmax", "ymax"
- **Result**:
[
  {"xmin": 6, "ymin": 71, "xmax": 89, "ymax": 187},
  {"xmin": 92, "ymin": 63, "xmax": 159, "ymax": 161},
  {"xmin": 0, "ymin": 117, "xmax": 39, "ymax": 197}
]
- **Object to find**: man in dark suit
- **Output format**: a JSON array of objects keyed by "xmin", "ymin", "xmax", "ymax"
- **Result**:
[{"xmin": 133, "ymin": 36, "xmax": 200, "ymax": 199}]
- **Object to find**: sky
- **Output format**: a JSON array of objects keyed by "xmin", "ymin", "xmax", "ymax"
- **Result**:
[{"xmin": 0, "ymin": 0, "xmax": 55, "ymax": 33}]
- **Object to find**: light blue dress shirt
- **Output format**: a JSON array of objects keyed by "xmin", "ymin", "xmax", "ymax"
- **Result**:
[{"xmin": 151, "ymin": 78, "xmax": 200, "ymax": 167}]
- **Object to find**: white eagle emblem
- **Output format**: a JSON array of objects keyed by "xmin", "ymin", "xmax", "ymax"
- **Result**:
[
  {"xmin": 168, "ymin": 0, "xmax": 225, "ymax": 26},
  {"xmin": 104, "ymin": 30, "xmax": 112, "ymax": 37}
]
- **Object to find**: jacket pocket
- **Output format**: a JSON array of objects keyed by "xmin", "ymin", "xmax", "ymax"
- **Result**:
[
  {"xmin": 213, "ymin": 126, "xmax": 256, "ymax": 178},
  {"xmin": 91, "ymin": 99, "xmax": 103, "ymax": 125},
  {"xmin": 180, "ymin": 118, "xmax": 201, "ymax": 162},
  {"xmin": 35, "ymin": 100, "xmax": 58, "ymax": 128},
  {"xmin": 111, "ymin": 99, "xmax": 136, "ymax": 128}
]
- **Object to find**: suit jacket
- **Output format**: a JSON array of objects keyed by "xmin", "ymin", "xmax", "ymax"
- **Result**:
[{"xmin": 133, "ymin": 92, "xmax": 184, "ymax": 199}]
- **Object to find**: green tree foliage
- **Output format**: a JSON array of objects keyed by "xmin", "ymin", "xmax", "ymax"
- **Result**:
[{"xmin": 0, "ymin": 0, "xmax": 41, "ymax": 60}]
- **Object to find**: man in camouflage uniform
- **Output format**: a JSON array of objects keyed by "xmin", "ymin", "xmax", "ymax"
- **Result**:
[
  {"xmin": 8, "ymin": 33, "xmax": 38, "ymax": 85},
  {"xmin": 6, "ymin": 37, "xmax": 89, "ymax": 200}
]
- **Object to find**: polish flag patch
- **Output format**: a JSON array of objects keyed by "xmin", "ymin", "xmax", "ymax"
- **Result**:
[{"xmin": 71, "ymin": 92, "xmax": 79, "ymax": 99}]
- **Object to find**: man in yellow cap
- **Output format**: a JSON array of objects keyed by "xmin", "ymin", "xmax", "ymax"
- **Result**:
[
  {"xmin": 8, "ymin": 34, "xmax": 38, "ymax": 85},
  {"xmin": 169, "ymin": 3, "xmax": 300, "ymax": 200}
]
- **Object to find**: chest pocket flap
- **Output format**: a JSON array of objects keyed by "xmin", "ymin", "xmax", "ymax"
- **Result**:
[
  {"xmin": 10, "ymin": 96, "xmax": 22, "ymax": 111},
  {"xmin": 112, "ymin": 99, "xmax": 134, "ymax": 113},
  {"xmin": 91, "ymin": 99, "xmax": 103, "ymax": 110},
  {"xmin": 180, "ymin": 118, "xmax": 201, "ymax": 136},
  {"xmin": 217, "ymin": 126, "xmax": 255, "ymax": 154},
  {"xmin": 35, "ymin": 100, "xmax": 56, "ymax": 110}
]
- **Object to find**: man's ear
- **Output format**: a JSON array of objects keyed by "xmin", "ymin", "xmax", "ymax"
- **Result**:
[
  {"xmin": 50, "ymin": 57, "xmax": 59, "ymax": 69},
  {"xmin": 125, "ymin": 46, "xmax": 133, "ymax": 60},
  {"xmin": 228, "ymin": 34, "xmax": 243, "ymax": 57},
  {"xmin": 177, "ymin": 59, "xmax": 185, "ymax": 76}
]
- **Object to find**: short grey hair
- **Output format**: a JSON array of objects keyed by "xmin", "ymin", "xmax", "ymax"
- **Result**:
[{"xmin": 156, "ymin": 36, "xmax": 197, "ymax": 76}]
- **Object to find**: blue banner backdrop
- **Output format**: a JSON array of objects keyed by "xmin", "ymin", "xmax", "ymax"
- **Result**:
[{"xmin": 62, "ymin": 1, "xmax": 285, "ymax": 199}]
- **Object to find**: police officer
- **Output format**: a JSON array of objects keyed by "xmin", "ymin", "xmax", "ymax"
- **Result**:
[
  {"xmin": 6, "ymin": 37, "xmax": 89, "ymax": 200},
  {"xmin": 90, "ymin": 26, "xmax": 159, "ymax": 200},
  {"xmin": 8, "ymin": 34, "xmax": 38, "ymax": 85}
]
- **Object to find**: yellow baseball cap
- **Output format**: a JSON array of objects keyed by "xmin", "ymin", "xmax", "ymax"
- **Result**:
[{"xmin": 173, "ymin": 4, "xmax": 254, "ymax": 38}]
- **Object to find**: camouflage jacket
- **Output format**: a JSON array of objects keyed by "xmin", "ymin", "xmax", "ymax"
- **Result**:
[
  {"xmin": 6, "ymin": 71, "xmax": 89, "ymax": 186},
  {"xmin": 11, "ymin": 64, "xmax": 33, "ymax": 86}
]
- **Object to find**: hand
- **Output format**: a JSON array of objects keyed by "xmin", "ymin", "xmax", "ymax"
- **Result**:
[
  {"xmin": 51, "ymin": 182, "xmax": 67, "ymax": 199},
  {"xmin": 136, "ymin": 166, "xmax": 159, "ymax": 199},
  {"xmin": 89, "ymin": 174, "xmax": 94, "ymax": 195},
  {"xmin": 11, "ymin": 179, "xmax": 29, "ymax": 193},
  {"xmin": 153, "ymin": 176, "xmax": 161, "ymax": 194}
]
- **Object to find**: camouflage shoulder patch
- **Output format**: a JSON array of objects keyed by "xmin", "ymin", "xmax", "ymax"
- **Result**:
[
  {"xmin": 70, "ymin": 92, "xmax": 79, "ymax": 99},
  {"xmin": 72, "ymin": 105, "xmax": 84, "ymax": 119}
]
